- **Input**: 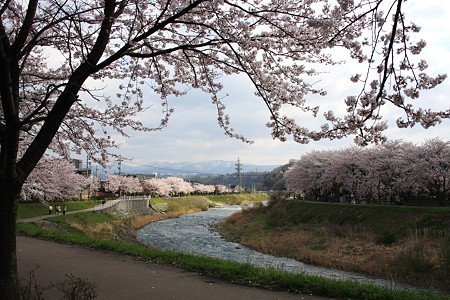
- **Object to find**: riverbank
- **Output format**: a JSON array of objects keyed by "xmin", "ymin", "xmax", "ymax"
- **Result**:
[
  {"xmin": 136, "ymin": 205, "xmax": 413, "ymax": 289},
  {"xmin": 217, "ymin": 199, "xmax": 450, "ymax": 292},
  {"xmin": 17, "ymin": 195, "xmax": 450, "ymax": 299}
]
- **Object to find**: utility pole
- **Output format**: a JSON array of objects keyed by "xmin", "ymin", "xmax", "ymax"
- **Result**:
[
  {"xmin": 93, "ymin": 165, "xmax": 98, "ymax": 199},
  {"xmin": 118, "ymin": 158, "xmax": 122, "ymax": 175},
  {"xmin": 86, "ymin": 155, "xmax": 90, "ymax": 177},
  {"xmin": 117, "ymin": 158, "xmax": 123, "ymax": 197},
  {"xmin": 86, "ymin": 155, "xmax": 91, "ymax": 199},
  {"xmin": 235, "ymin": 157, "xmax": 242, "ymax": 193}
]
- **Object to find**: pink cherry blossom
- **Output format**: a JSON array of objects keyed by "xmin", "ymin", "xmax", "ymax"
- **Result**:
[
  {"xmin": 1, "ymin": 1, "xmax": 448, "ymax": 295},
  {"xmin": 285, "ymin": 138, "xmax": 450, "ymax": 205}
]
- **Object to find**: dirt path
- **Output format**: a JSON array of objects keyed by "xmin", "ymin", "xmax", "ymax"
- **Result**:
[{"xmin": 17, "ymin": 236, "xmax": 330, "ymax": 300}]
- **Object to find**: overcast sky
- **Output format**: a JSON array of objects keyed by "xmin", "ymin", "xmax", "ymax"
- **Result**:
[{"xmin": 96, "ymin": 1, "xmax": 450, "ymax": 169}]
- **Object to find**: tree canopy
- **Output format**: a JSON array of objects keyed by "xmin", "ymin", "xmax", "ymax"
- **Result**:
[
  {"xmin": 284, "ymin": 138, "xmax": 450, "ymax": 205},
  {"xmin": 2, "ymin": 0, "xmax": 448, "ymax": 172},
  {"xmin": 1, "ymin": 0, "xmax": 448, "ymax": 297},
  {"xmin": 21, "ymin": 155, "xmax": 95, "ymax": 202}
]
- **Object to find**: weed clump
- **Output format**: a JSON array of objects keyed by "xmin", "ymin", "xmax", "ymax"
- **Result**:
[{"xmin": 19, "ymin": 268, "xmax": 97, "ymax": 300}]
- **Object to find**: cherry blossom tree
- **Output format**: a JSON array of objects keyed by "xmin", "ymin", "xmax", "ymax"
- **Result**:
[
  {"xmin": 330, "ymin": 148, "xmax": 371, "ymax": 203},
  {"xmin": 162, "ymin": 177, "xmax": 194, "ymax": 196},
  {"xmin": 285, "ymin": 139, "xmax": 450, "ymax": 205},
  {"xmin": 142, "ymin": 177, "xmax": 220, "ymax": 196},
  {"xmin": 215, "ymin": 184, "xmax": 231, "ymax": 194},
  {"xmin": 365, "ymin": 141, "xmax": 416, "ymax": 203},
  {"xmin": 193, "ymin": 182, "xmax": 216, "ymax": 195},
  {"xmin": 21, "ymin": 156, "xmax": 90, "ymax": 202},
  {"xmin": 85, "ymin": 175, "xmax": 102, "ymax": 200},
  {"xmin": 142, "ymin": 177, "xmax": 172, "ymax": 197},
  {"xmin": 1, "ymin": 0, "xmax": 449, "ymax": 296},
  {"xmin": 413, "ymin": 138, "xmax": 450, "ymax": 205},
  {"xmin": 284, "ymin": 150, "xmax": 335, "ymax": 201},
  {"xmin": 106, "ymin": 174, "xmax": 143, "ymax": 195}
]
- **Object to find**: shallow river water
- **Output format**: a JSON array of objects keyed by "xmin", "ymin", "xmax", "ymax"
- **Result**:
[{"xmin": 136, "ymin": 205, "xmax": 410, "ymax": 289}]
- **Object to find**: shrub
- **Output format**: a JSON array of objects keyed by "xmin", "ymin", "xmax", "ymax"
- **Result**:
[
  {"xmin": 376, "ymin": 230, "xmax": 399, "ymax": 245},
  {"xmin": 19, "ymin": 268, "xmax": 44, "ymax": 300},
  {"xmin": 52, "ymin": 275, "xmax": 97, "ymax": 300},
  {"xmin": 394, "ymin": 243, "xmax": 434, "ymax": 275},
  {"xmin": 19, "ymin": 268, "xmax": 97, "ymax": 300}
]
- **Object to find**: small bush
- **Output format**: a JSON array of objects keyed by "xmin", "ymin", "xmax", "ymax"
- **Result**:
[
  {"xmin": 52, "ymin": 274, "xmax": 97, "ymax": 300},
  {"xmin": 376, "ymin": 230, "xmax": 398, "ymax": 245},
  {"xmin": 19, "ymin": 268, "xmax": 97, "ymax": 300},
  {"xmin": 394, "ymin": 243, "xmax": 434, "ymax": 275},
  {"xmin": 268, "ymin": 192, "xmax": 285, "ymax": 206},
  {"xmin": 19, "ymin": 268, "xmax": 44, "ymax": 300}
]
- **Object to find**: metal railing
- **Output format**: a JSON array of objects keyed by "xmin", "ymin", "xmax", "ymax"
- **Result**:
[
  {"xmin": 92, "ymin": 195, "xmax": 151, "ymax": 212},
  {"xmin": 92, "ymin": 199, "xmax": 121, "ymax": 212},
  {"xmin": 116, "ymin": 195, "xmax": 151, "ymax": 201}
]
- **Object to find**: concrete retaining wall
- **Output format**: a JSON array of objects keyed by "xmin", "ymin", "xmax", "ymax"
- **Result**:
[
  {"xmin": 116, "ymin": 199, "xmax": 150, "ymax": 210},
  {"xmin": 97, "ymin": 196, "xmax": 150, "ymax": 214}
]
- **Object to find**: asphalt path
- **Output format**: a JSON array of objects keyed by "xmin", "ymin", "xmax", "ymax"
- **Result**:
[{"xmin": 17, "ymin": 236, "xmax": 331, "ymax": 300}]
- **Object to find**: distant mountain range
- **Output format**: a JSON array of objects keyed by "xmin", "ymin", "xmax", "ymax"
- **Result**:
[{"xmin": 114, "ymin": 160, "xmax": 280, "ymax": 176}]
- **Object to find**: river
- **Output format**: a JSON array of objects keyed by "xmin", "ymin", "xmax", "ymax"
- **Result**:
[{"xmin": 136, "ymin": 205, "xmax": 410, "ymax": 289}]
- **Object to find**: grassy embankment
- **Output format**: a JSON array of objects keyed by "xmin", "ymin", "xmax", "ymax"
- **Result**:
[
  {"xmin": 17, "ymin": 200, "xmax": 102, "ymax": 219},
  {"xmin": 16, "ymin": 195, "xmax": 449, "ymax": 300},
  {"xmin": 218, "ymin": 198, "xmax": 450, "ymax": 292}
]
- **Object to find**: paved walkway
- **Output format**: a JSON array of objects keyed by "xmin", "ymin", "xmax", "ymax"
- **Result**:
[
  {"xmin": 17, "ymin": 236, "xmax": 330, "ymax": 300},
  {"xmin": 17, "ymin": 203, "xmax": 108, "ymax": 224},
  {"xmin": 17, "ymin": 207, "xmax": 331, "ymax": 299}
]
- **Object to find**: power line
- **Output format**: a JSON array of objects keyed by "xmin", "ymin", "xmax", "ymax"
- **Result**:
[{"xmin": 119, "ymin": 159, "xmax": 221, "ymax": 175}]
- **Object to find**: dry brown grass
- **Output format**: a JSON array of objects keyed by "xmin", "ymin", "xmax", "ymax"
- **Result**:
[
  {"xmin": 129, "ymin": 196, "xmax": 216, "ymax": 229},
  {"xmin": 235, "ymin": 229, "xmax": 397, "ymax": 273},
  {"xmin": 65, "ymin": 219, "xmax": 119, "ymax": 240},
  {"xmin": 129, "ymin": 212, "xmax": 183, "ymax": 229},
  {"xmin": 219, "ymin": 212, "xmax": 450, "ymax": 291}
]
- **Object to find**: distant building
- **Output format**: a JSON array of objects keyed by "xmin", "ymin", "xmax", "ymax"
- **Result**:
[
  {"xmin": 72, "ymin": 159, "xmax": 91, "ymax": 176},
  {"xmin": 121, "ymin": 173, "xmax": 158, "ymax": 182}
]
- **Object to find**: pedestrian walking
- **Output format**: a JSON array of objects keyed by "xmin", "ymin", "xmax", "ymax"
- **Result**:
[
  {"xmin": 56, "ymin": 205, "xmax": 61, "ymax": 215},
  {"xmin": 48, "ymin": 205, "xmax": 53, "ymax": 215},
  {"xmin": 63, "ymin": 205, "xmax": 67, "ymax": 215}
]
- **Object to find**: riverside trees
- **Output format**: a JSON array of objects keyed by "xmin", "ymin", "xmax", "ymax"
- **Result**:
[
  {"xmin": 141, "ymin": 176, "xmax": 228, "ymax": 197},
  {"xmin": 102, "ymin": 174, "xmax": 227, "ymax": 196},
  {"xmin": 106, "ymin": 174, "xmax": 144, "ymax": 195},
  {"xmin": 103, "ymin": 175, "xmax": 228, "ymax": 197},
  {"xmin": 21, "ymin": 156, "xmax": 93, "ymax": 202},
  {"xmin": 1, "ymin": 0, "xmax": 448, "ymax": 297},
  {"xmin": 284, "ymin": 139, "xmax": 450, "ymax": 205}
]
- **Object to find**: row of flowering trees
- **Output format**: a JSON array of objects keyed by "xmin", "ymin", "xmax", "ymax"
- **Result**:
[
  {"xmin": 284, "ymin": 138, "xmax": 450, "ymax": 206},
  {"xmin": 22, "ymin": 162, "xmax": 231, "ymax": 202},
  {"xmin": 105, "ymin": 175, "xmax": 231, "ymax": 197},
  {"xmin": 21, "ymin": 156, "xmax": 99, "ymax": 202}
]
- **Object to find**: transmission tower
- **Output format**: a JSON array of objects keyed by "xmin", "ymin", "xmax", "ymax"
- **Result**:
[
  {"xmin": 117, "ymin": 158, "xmax": 122, "ymax": 175},
  {"xmin": 235, "ymin": 157, "xmax": 242, "ymax": 192}
]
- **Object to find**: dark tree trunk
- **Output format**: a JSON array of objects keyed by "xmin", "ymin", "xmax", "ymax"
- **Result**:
[
  {"xmin": 0, "ymin": 2, "xmax": 116, "ymax": 297},
  {"xmin": 0, "ymin": 130, "xmax": 22, "ymax": 299},
  {"xmin": 0, "ymin": 181, "xmax": 20, "ymax": 299}
]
